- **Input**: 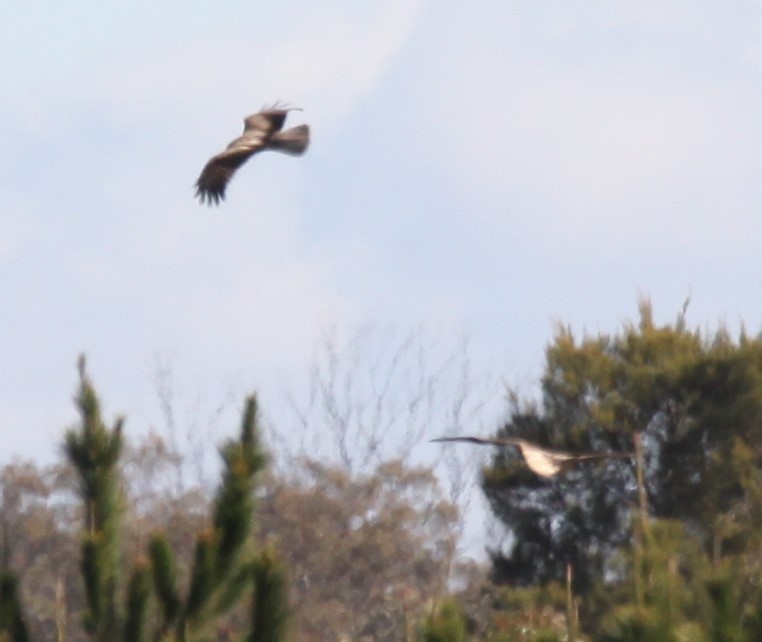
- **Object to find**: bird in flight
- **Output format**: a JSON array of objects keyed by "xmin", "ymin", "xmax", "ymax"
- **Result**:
[
  {"xmin": 431, "ymin": 436, "xmax": 633, "ymax": 478},
  {"xmin": 195, "ymin": 104, "xmax": 310, "ymax": 205}
]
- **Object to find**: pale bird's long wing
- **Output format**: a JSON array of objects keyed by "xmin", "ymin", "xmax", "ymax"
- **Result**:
[
  {"xmin": 431, "ymin": 436, "xmax": 560, "ymax": 475},
  {"xmin": 431, "ymin": 436, "xmax": 633, "ymax": 478}
]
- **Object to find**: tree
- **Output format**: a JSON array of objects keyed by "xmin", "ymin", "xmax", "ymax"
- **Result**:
[
  {"xmin": 277, "ymin": 325, "xmax": 495, "ymax": 492},
  {"xmin": 0, "ymin": 358, "xmax": 289, "ymax": 642},
  {"xmin": 482, "ymin": 301, "xmax": 762, "ymax": 593},
  {"xmin": 0, "ymin": 459, "xmax": 80, "ymax": 641},
  {"xmin": 63, "ymin": 358, "xmax": 126, "ymax": 641},
  {"xmin": 258, "ymin": 458, "xmax": 459, "ymax": 642},
  {"xmin": 1, "ymin": 350, "xmax": 466, "ymax": 642},
  {"xmin": 0, "ymin": 570, "xmax": 29, "ymax": 642},
  {"xmin": 595, "ymin": 516, "xmax": 762, "ymax": 642}
]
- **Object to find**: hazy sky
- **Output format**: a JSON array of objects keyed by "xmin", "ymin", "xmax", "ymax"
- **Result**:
[{"xmin": 2, "ymin": 1, "xmax": 762, "ymax": 478}]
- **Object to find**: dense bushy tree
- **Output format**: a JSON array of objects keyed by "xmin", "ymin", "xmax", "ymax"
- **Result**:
[
  {"xmin": 483, "ymin": 301, "xmax": 762, "ymax": 593},
  {"xmin": 258, "ymin": 458, "xmax": 459, "ymax": 641}
]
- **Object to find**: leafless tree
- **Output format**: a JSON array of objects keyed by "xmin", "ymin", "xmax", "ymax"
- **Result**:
[{"xmin": 276, "ymin": 325, "xmax": 495, "ymax": 484}]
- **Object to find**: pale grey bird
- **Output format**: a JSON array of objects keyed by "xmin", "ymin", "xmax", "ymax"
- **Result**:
[
  {"xmin": 431, "ymin": 436, "xmax": 633, "ymax": 478},
  {"xmin": 195, "ymin": 105, "xmax": 310, "ymax": 205}
]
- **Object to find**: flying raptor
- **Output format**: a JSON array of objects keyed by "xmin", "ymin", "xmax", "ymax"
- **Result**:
[
  {"xmin": 431, "ymin": 436, "xmax": 633, "ymax": 478},
  {"xmin": 195, "ymin": 105, "xmax": 310, "ymax": 205}
]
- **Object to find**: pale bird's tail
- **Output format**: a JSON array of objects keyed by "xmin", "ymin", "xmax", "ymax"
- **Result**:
[{"xmin": 270, "ymin": 124, "xmax": 310, "ymax": 155}]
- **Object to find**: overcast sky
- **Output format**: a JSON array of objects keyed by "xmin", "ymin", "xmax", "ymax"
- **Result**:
[{"xmin": 2, "ymin": 1, "xmax": 762, "ymax": 484}]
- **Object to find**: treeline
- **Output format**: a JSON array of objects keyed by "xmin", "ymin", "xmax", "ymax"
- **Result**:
[
  {"xmin": 473, "ymin": 301, "xmax": 762, "ymax": 640},
  {"xmin": 0, "ymin": 359, "xmax": 459, "ymax": 642},
  {"xmin": 3, "ymin": 302, "xmax": 762, "ymax": 641}
]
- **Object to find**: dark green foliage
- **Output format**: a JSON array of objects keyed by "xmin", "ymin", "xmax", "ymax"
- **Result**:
[
  {"xmin": 183, "ymin": 530, "xmax": 216, "ymax": 625},
  {"xmin": 64, "ymin": 358, "xmax": 124, "ymax": 538},
  {"xmin": 122, "ymin": 560, "xmax": 151, "ymax": 642},
  {"xmin": 181, "ymin": 395, "xmax": 269, "ymax": 636},
  {"xmin": 705, "ymin": 574, "xmax": 745, "ymax": 642},
  {"xmin": 212, "ymin": 396, "xmax": 267, "ymax": 582},
  {"xmin": 417, "ymin": 600, "xmax": 468, "ymax": 642},
  {"xmin": 249, "ymin": 549, "xmax": 288, "ymax": 642},
  {"xmin": 484, "ymin": 301, "xmax": 762, "ymax": 591},
  {"xmin": 213, "ymin": 562, "xmax": 255, "ymax": 617},
  {"xmin": 0, "ymin": 572, "xmax": 29, "ymax": 642},
  {"xmin": 530, "ymin": 634, "xmax": 561, "ymax": 642},
  {"xmin": 599, "ymin": 605, "xmax": 672, "ymax": 642},
  {"xmin": 597, "ymin": 562, "xmax": 752, "ymax": 642},
  {"xmin": 65, "ymin": 358, "xmax": 124, "ymax": 640},
  {"xmin": 462, "ymin": 302, "xmax": 762, "ymax": 640},
  {"xmin": 742, "ymin": 587, "xmax": 762, "ymax": 641},
  {"xmin": 79, "ymin": 538, "xmax": 106, "ymax": 634},
  {"xmin": 148, "ymin": 534, "xmax": 180, "ymax": 631}
]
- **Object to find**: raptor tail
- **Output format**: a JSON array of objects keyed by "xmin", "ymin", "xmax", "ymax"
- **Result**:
[{"xmin": 269, "ymin": 124, "xmax": 310, "ymax": 155}]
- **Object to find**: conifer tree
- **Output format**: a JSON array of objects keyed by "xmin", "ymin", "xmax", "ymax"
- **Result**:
[
  {"xmin": 248, "ymin": 548, "xmax": 289, "ymax": 642},
  {"xmin": 0, "ymin": 516, "xmax": 28, "ymax": 642},
  {"xmin": 0, "ymin": 358, "xmax": 289, "ymax": 642},
  {"xmin": 483, "ymin": 301, "xmax": 762, "ymax": 591},
  {"xmin": 64, "ymin": 357, "xmax": 125, "ymax": 641},
  {"xmin": 0, "ymin": 571, "xmax": 29, "ymax": 642},
  {"xmin": 152, "ymin": 392, "xmax": 271, "ymax": 641}
]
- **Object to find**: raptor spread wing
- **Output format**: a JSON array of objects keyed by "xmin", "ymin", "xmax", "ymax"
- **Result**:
[
  {"xmin": 195, "ymin": 134, "xmax": 267, "ymax": 205},
  {"xmin": 195, "ymin": 105, "xmax": 308, "ymax": 205}
]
